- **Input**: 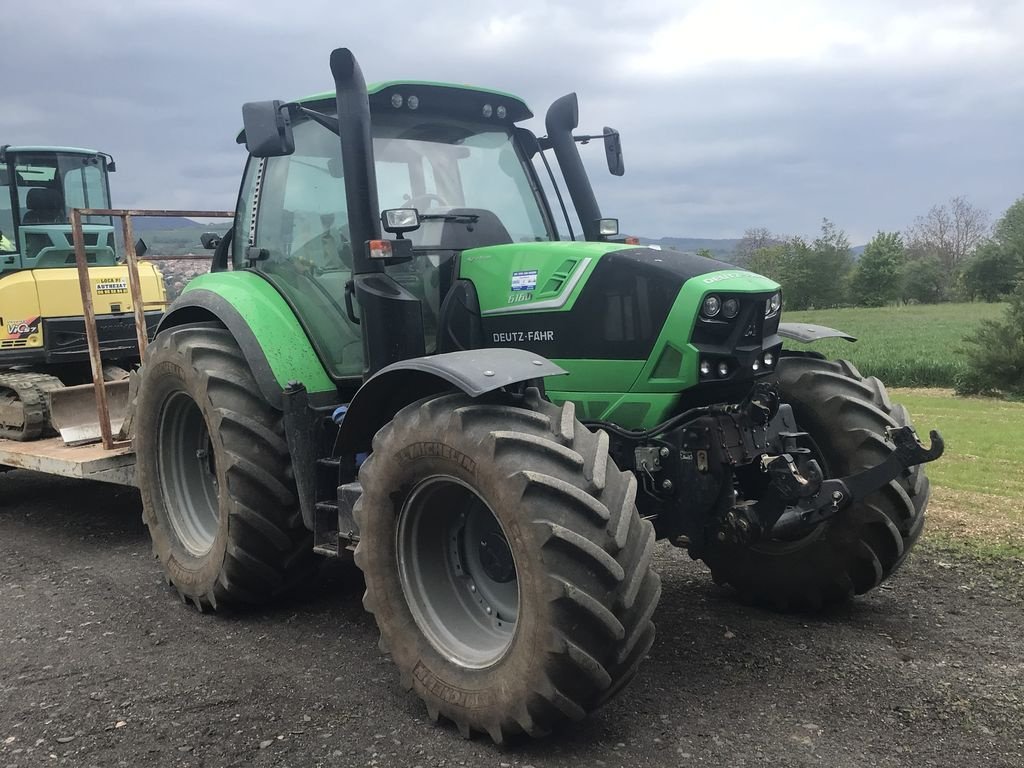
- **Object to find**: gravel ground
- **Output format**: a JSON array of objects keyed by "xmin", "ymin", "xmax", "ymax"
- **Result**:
[{"xmin": 1, "ymin": 469, "xmax": 1021, "ymax": 768}]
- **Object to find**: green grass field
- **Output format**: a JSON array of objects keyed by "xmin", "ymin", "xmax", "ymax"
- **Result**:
[
  {"xmin": 784, "ymin": 303, "xmax": 1007, "ymax": 388},
  {"xmin": 891, "ymin": 388, "xmax": 1024, "ymax": 558}
]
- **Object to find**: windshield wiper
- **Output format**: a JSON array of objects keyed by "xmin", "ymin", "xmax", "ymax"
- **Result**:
[{"xmin": 418, "ymin": 213, "xmax": 479, "ymax": 223}]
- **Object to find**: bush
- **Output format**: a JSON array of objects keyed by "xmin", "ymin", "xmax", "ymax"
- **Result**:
[{"xmin": 957, "ymin": 282, "xmax": 1024, "ymax": 398}]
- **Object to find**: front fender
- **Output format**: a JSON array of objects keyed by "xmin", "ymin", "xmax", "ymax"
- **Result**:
[
  {"xmin": 156, "ymin": 271, "xmax": 335, "ymax": 408},
  {"xmin": 337, "ymin": 348, "xmax": 566, "ymax": 452},
  {"xmin": 778, "ymin": 322, "xmax": 856, "ymax": 344}
]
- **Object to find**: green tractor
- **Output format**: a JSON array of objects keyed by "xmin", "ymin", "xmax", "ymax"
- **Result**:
[{"xmin": 135, "ymin": 48, "xmax": 943, "ymax": 742}]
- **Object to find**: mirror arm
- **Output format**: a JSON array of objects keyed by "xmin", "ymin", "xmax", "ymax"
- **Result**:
[{"xmin": 284, "ymin": 103, "xmax": 341, "ymax": 136}]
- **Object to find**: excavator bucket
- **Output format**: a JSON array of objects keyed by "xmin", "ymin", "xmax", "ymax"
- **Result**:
[{"xmin": 48, "ymin": 379, "xmax": 131, "ymax": 446}]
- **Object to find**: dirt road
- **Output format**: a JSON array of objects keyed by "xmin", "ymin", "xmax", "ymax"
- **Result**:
[{"xmin": 1, "ymin": 469, "xmax": 1021, "ymax": 767}]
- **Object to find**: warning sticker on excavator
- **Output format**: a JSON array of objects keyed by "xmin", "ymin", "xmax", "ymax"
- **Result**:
[{"xmin": 97, "ymin": 277, "xmax": 128, "ymax": 295}]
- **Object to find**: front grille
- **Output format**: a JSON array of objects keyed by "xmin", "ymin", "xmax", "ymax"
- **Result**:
[{"xmin": 0, "ymin": 338, "xmax": 30, "ymax": 348}]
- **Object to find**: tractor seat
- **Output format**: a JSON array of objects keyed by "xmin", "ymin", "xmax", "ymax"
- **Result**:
[
  {"xmin": 431, "ymin": 209, "xmax": 513, "ymax": 250},
  {"xmin": 23, "ymin": 188, "xmax": 67, "ymax": 225}
]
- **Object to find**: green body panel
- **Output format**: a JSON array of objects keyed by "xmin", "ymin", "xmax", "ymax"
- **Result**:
[
  {"xmin": 546, "ymin": 359, "xmax": 645, "ymax": 393},
  {"xmin": 181, "ymin": 271, "xmax": 335, "ymax": 394},
  {"xmin": 460, "ymin": 241, "xmax": 631, "ymax": 316},
  {"xmin": 545, "ymin": 391, "xmax": 681, "ymax": 430}
]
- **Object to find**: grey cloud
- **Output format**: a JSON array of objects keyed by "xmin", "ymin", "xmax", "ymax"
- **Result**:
[{"xmin": 4, "ymin": 0, "xmax": 1022, "ymax": 242}]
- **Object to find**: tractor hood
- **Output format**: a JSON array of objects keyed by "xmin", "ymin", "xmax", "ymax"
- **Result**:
[
  {"xmin": 456, "ymin": 241, "xmax": 781, "ymax": 427},
  {"xmin": 461, "ymin": 241, "xmax": 773, "ymax": 318}
]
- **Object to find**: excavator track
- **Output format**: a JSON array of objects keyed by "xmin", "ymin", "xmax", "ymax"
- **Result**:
[{"xmin": 0, "ymin": 372, "xmax": 65, "ymax": 442}]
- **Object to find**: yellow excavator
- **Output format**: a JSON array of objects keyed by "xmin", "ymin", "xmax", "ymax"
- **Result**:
[{"xmin": 0, "ymin": 145, "xmax": 166, "ymax": 440}]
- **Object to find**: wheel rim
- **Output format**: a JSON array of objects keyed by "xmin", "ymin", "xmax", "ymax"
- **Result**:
[
  {"xmin": 157, "ymin": 391, "xmax": 220, "ymax": 557},
  {"xmin": 396, "ymin": 475, "xmax": 519, "ymax": 669}
]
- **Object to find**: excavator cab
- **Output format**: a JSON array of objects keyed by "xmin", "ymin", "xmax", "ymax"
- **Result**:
[
  {"xmin": 0, "ymin": 146, "xmax": 117, "ymax": 271},
  {"xmin": 0, "ymin": 145, "xmax": 166, "ymax": 442}
]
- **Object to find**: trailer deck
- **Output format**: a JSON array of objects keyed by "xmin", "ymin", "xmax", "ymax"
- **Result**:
[{"xmin": 0, "ymin": 438, "xmax": 135, "ymax": 486}]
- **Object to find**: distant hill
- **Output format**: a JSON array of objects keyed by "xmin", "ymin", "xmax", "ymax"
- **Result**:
[
  {"xmin": 636, "ymin": 236, "xmax": 740, "ymax": 261},
  {"xmin": 131, "ymin": 216, "xmax": 208, "ymax": 231}
]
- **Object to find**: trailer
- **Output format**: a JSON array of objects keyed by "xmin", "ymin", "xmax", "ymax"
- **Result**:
[{"xmin": 0, "ymin": 207, "xmax": 230, "ymax": 485}]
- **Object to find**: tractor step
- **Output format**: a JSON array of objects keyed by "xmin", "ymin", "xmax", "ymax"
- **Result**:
[{"xmin": 312, "ymin": 482, "xmax": 362, "ymax": 557}]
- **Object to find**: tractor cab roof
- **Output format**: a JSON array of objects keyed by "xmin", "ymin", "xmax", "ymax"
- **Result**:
[{"xmin": 235, "ymin": 81, "xmax": 532, "ymax": 144}]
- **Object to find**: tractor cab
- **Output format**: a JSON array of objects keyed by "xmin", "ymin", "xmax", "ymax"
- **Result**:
[
  {"xmin": 0, "ymin": 145, "xmax": 117, "ymax": 274},
  {"xmin": 232, "ymin": 80, "xmax": 621, "ymax": 384}
]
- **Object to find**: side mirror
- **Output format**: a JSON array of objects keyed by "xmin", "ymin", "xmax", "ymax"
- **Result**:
[
  {"xmin": 200, "ymin": 232, "xmax": 222, "ymax": 250},
  {"xmin": 134, "ymin": 238, "xmax": 148, "ymax": 259},
  {"xmin": 242, "ymin": 100, "xmax": 295, "ymax": 157},
  {"xmin": 603, "ymin": 127, "xmax": 624, "ymax": 176}
]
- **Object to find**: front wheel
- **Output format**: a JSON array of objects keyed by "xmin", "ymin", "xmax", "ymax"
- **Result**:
[
  {"xmin": 354, "ymin": 389, "xmax": 660, "ymax": 743},
  {"xmin": 135, "ymin": 324, "xmax": 315, "ymax": 609},
  {"xmin": 697, "ymin": 357, "xmax": 929, "ymax": 611}
]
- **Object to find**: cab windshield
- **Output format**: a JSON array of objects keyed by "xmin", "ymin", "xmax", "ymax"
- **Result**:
[{"xmin": 372, "ymin": 113, "xmax": 553, "ymax": 245}]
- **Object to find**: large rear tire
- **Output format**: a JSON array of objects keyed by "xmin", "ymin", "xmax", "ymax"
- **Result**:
[
  {"xmin": 354, "ymin": 389, "xmax": 660, "ymax": 743},
  {"xmin": 698, "ymin": 357, "xmax": 928, "ymax": 611},
  {"xmin": 135, "ymin": 324, "xmax": 315, "ymax": 609}
]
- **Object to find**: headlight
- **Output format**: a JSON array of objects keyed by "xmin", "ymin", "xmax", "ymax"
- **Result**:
[
  {"xmin": 765, "ymin": 292, "xmax": 782, "ymax": 316},
  {"xmin": 702, "ymin": 295, "xmax": 722, "ymax": 317},
  {"xmin": 722, "ymin": 297, "xmax": 740, "ymax": 319}
]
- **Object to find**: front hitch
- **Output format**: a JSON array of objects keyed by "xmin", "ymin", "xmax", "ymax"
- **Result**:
[{"xmin": 769, "ymin": 426, "xmax": 945, "ymax": 538}]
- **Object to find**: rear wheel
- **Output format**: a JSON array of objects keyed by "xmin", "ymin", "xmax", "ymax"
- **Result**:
[
  {"xmin": 697, "ymin": 357, "xmax": 928, "ymax": 611},
  {"xmin": 354, "ymin": 388, "xmax": 660, "ymax": 742},
  {"xmin": 135, "ymin": 324, "xmax": 314, "ymax": 609}
]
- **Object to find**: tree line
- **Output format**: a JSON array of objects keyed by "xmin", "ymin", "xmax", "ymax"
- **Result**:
[{"xmin": 703, "ymin": 195, "xmax": 1024, "ymax": 311}]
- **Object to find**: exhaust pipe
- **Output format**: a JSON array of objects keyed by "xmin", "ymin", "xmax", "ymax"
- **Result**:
[
  {"xmin": 330, "ymin": 48, "xmax": 382, "ymax": 275},
  {"xmin": 329, "ymin": 48, "xmax": 425, "ymax": 376},
  {"xmin": 545, "ymin": 93, "xmax": 602, "ymax": 242}
]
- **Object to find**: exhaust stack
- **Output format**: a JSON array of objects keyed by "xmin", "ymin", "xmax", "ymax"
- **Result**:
[
  {"xmin": 545, "ymin": 93, "xmax": 603, "ymax": 242},
  {"xmin": 330, "ymin": 48, "xmax": 383, "ymax": 275}
]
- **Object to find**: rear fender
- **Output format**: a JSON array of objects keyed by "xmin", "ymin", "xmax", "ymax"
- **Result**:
[{"xmin": 155, "ymin": 272, "xmax": 335, "ymax": 409}]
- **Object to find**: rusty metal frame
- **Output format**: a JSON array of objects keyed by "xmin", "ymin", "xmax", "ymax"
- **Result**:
[{"xmin": 70, "ymin": 208, "xmax": 233, "ymax": 449}]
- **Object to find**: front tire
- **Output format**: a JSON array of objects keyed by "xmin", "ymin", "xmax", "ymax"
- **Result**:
[
  {"xmin": 135, "ymin": 324, "xmax": 314, "ymax": 609},
  {"xmin": 354, "ymin": 389, "xmax": 660, "ymax": 743},
  {"xmin": 698, "ymin": 357, "xmax": 929, "ymax": 611}
]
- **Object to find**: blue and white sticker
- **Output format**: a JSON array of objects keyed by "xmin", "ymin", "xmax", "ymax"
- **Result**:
[{"xmin": 511, "ymin": 270, "xmax": 538, "ymax": 292}]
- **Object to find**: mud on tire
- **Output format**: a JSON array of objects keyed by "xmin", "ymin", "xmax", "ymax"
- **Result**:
[
  {"xmin": 698, "ymin": 357, "xmax": 929, "ymax": 611},
  {"xmin": 135, "ymin": 324, "xmax": 314, "ymax": 610},
  {"xmin": 353, "ymin": 388, "xmax": 661, "ymax": 743}
]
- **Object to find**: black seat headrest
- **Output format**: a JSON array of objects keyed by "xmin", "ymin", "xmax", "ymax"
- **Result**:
[{"xmin": 26, "ymin": 187, "xmax": 64, "ymax": 211}]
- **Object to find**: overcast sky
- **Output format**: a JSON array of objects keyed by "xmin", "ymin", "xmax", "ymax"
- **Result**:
[{"xmin": 5, "ymin": 0, "xmax": 1022, "ymax": 243}]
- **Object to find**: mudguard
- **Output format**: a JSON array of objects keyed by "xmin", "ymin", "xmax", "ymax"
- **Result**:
[
  {"xmin": 778, "ymin": 322, "xmax": 856, "ymax": 344},
  {"xmin": 337, "ymin": 348, "xmax": 566, "ymax": 453},
  {"xmin": 155, "ymin": 272, "xmax": 336, "ymax": 409}
]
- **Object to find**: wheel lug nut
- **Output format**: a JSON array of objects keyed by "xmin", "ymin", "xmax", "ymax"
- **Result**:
[
  {"xmin": 485, "ymin": 606, "xmax": 492, "ymax": 615},
  {"xmin": 469, "ymin": 583, "xmax": 476, "ymax": 592}
]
